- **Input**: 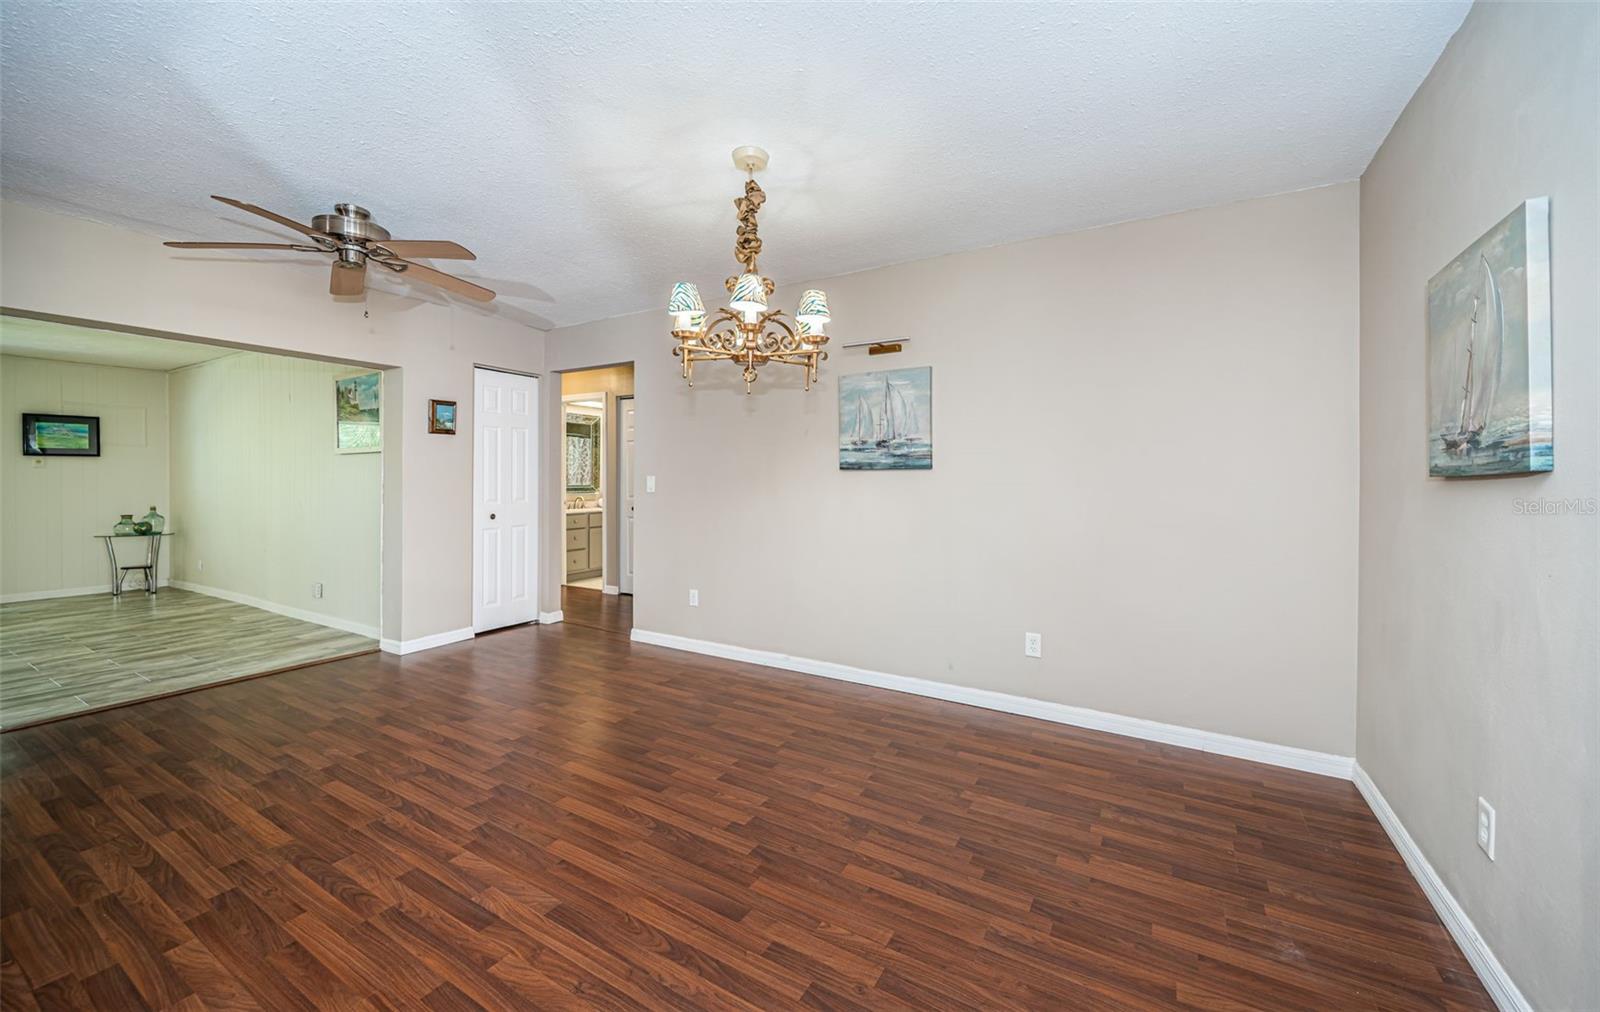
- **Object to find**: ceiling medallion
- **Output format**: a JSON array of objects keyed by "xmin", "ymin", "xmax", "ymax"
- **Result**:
[{"xmin": 668, "ymin": 146, "xmax": 830, "ymax": 394}]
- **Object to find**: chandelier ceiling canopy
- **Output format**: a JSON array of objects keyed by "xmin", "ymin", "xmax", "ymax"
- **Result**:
[{"xmin": 669, "ymin": 147, "xmax": 830, "ymax": 394}]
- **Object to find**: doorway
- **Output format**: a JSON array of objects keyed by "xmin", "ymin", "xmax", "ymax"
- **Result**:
[
  {"xmin": 473, "ymin": 367, "xmax": 539, "ymax": 633},
  {"xmin": 0, "ymin": 315, "xmax": 382, "ymax": 730},
  {"xmin": 558, "ymin": 363, "xmax": 634, "ymax": 634},
  {"xmin": 561, "ymin": 391, "xmax": 604, "ymax": 591}
]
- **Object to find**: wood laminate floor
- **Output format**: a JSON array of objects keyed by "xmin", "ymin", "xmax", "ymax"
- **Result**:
[
  {"xmin": 0, "ymin": 590, "xmax": 376, "ymax": 731},
  {"xmin": 559, "ymin": 585, "xmax": 632, "ymax": 635},
  {"xmin": 0, "ymin": 616, "xmax": 1489, "ymax": 1009}
]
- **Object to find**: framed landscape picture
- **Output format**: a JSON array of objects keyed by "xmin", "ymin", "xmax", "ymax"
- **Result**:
[
  {"xmin": 1426, "ymin": 198, "xmax": 1552, "ymax": 477},
  {"xmin": 22, "ymin": 413, "xmax": 100, "ymax": 457},
  {"xmin": 839, "ymin": 367, "xmax": 932, "ymax": 470},
  {"xmin": 335, "ymin": 371, "xmax": 383, "ymax": 453},
  {"xmin": 429, "ymin": 399, "xmax": 457, "ymax": 434}
]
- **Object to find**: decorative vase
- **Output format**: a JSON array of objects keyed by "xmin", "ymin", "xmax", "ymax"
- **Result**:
[
  {"xmin": 133, "ymin": 521, "xmax": 153, "ymax": 535},
  {"xmin": 142, "ymin": 506, "xmax": 165, "ymax": 533},
  {"xmin": 113, "ymin": 514, "xmax": 137, "ymax": 535}
]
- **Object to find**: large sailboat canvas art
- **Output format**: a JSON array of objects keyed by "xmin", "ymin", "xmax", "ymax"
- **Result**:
[
  {"xmin": 1426, "ymin": 198, "xmax": 1552, "ymax": 477},
  {"xmin": 839, "ymin": 367, "xmax": 932, "ymax": 470}
]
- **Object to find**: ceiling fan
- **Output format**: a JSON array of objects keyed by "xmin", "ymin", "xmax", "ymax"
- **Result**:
[{"xmin": 164, "ymin": 195, "xmax": 495, "ymax": 302}]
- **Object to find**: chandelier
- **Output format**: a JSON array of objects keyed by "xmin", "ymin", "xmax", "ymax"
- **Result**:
[{"xmin": 668, "ymin": 146, "xmax": 831, "ymax": 393}]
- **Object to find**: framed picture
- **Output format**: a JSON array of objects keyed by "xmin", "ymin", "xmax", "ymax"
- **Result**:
[
  {"xmin": 22, "ymin": 413, "xmax": 100, "ymax": 457},
  {"xmin": 335, "ymin": 371, "xmax": 383, "ymax": 453},
  {"xmin": 428, "ymin": 399, "xmax": 457, "ymax": 434},
  {"xmin": 1426, "ymin": 198, "xmax": 1552, "ymax": 476},
  {"xmin": 839, "ymin": 366, "xmax": 932, "ymax": 470}
]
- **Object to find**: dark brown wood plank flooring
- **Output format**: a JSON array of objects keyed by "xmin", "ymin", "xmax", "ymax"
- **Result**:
[
  {"xmin": 559, "ymin": 585, "xmax": 632, "ymax": 636},
  {"xmin": 1, "ymin": 614, "xmax": 1489, "ymax": 1009}
]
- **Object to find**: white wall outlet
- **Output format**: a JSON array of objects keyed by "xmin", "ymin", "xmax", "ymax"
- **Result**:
[
  {"xmin": 1024, "ymin": 632, "xmax": 1042, "ymax": 658},
  {"xmin": 646, "ymin": 475, "xmax": 657, "ymax": 493},
  {"xmin": 688, "ymin": 588, "xmax": 699, "ymax": 607},
  {"xmin": 1476, "ymin": 797, "xmax": 1496, "ymax": 860},
  {"xmin": 196, "ymin": 559, "xmax": 204, "ymax": 573},
  {"xmin": 312, "ymin": 582, "xmax": 323, "ymax": 599}
]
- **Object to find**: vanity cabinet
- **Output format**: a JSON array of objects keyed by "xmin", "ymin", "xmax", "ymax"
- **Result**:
[{"xmin": 565, "ymin": 511, "xmax": 603, "ymax": 579}]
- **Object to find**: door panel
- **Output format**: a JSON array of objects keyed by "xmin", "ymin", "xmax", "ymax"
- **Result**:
[{"xmin": 473, "ymin": 368, "xmax": 539, "ymax": 631}]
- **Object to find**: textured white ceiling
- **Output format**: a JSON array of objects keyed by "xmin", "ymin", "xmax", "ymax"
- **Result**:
[
  {"xmin": 0, "ymin": 316, "xmax": 236, "ymax": 371},
  {"xmin": 0, "ymin": 1, "xmax": 1467, "ymax": 329}
]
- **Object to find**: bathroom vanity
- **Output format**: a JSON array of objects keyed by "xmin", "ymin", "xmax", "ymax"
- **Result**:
[{"xmin": 565, "ymin": 507, "xmax": 603, "ymax": 580}]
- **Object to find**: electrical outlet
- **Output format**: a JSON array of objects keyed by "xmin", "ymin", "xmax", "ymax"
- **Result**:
[
  {"xmin": 1477, "ymin": 797, "xmax": 1496, "ymax": 860},
  {"xmin": 646, "ymin": 475, "xmax": 657, "ymax": 493},
  {"xmin": 196, "ymin": 559, "xmax": 204, "ymax": 573},
  {"xmin": 688, "ymin": 589, "xmax": 699, "ymax": 607},
  {"xmin": 1024, "ymin": 632, "xmax": 1042, "ymax": 658},
  {"xmin": 312, "ymin": 582, "xmax": 323, "ymax": 599}
]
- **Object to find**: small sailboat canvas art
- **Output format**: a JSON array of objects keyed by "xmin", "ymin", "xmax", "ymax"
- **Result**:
[
  {"xmin": 839, "ymin": 367, "xmax": 932, "ymax": 470},
  {"xmin": 1426, "ymin": 198, "xmax": 1552, "ymax": 477}
]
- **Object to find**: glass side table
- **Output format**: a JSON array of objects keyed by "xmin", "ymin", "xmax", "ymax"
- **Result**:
[{"xmin": 92, "ymin": 532, "xmax": 174, "ymax": 597}]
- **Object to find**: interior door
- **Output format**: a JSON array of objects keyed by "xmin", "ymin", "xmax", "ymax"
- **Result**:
[
  {"xmin": 619, "ymin": 395, "xmax": 636, "ymax": 594},
  {"xmin": 473, "ymin": 368, "xmax": 539, "ymax": 631}
]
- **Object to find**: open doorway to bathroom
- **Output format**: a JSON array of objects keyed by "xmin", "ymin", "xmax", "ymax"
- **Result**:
[{"xmin": 560, "ymin": 363, "xmax": 633, "ymax": 634}]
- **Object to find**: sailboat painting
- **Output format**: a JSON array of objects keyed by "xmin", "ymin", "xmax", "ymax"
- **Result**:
[
  {"xmin": 839, "ymin": 367, "xmax": 932, "ymax": 470},
  {"xmin": 1426, "ymin": 198, "xmax": 1552, "ymax": 477}
]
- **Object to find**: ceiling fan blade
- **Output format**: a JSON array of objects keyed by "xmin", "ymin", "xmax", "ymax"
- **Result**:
[
  {"xmin": 330, "ymin": 262, "xmax": 367, "ymax": 297},
  {"xmin": 164, "ymin": 241, "xmax": 318, "ymax": 251},
  {"xmin": 376, "ymin": 240, "xmax": 476, "ymax": 260},
  {"xmin": 388, "ymin": 258, "xmax": 495, "ymax": 302},
  {"xmin": 211, "ymin": 195, "xmax": 330, "ymax": 242}
]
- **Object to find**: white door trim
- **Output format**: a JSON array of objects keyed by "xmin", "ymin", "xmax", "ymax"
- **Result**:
[{"xmin": 618, "ymin": 394, "xmax": 636, "ymax": 595}]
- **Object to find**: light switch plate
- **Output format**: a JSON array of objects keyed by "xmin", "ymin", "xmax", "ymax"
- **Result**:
[{"xmin": 646, "ymin": 475, "xmax": 657, "ymax": 493}]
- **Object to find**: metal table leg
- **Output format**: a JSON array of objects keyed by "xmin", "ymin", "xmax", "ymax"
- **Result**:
[
  {"xmin": 148, "ymin": 534, "xmax": 161, "ymax": 595},
  {"xmin": 102, "ymin": 536, "xmax": 121, "ymax": 597}
]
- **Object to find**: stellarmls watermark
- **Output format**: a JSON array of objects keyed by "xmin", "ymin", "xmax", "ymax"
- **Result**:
[{"xmin": 1512, "ymin": 497, "xmax": 1598, "ymax": 516}]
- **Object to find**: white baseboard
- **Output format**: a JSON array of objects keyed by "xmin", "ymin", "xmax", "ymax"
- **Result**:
[
  {"xmin": 602, "ymin": 585, "xmax": 620, "ymax": 596},
  {"xmin": 629, "ymin": 628, "xmax": 1354, "ymax": 779},
  {"xmin": 538, "ymin": 610, "xmax": 564, "ymax": 624},
  {"xmin": 1353, "ymin": 764, "xmax": 1528, "ymax": 1012},
  {"xmin": 170, "ymin": 580, "xmax": 380, "ymax": 639},
  {"xmin": 4, "ymin": 583, "xmax": 125, "ymax": 603},
  {"xmin": 378, "ymin": 626, "xmax": 474, "ymax": 656}
]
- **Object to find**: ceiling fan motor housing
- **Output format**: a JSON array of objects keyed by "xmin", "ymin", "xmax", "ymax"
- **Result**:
[{"xmin": 312, "ymin": 203, "xmax": 391, "ymax": 244}]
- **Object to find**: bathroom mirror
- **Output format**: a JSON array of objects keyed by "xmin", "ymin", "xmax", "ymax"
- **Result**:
[{"xmin": 565, "ymin": 411, "xmax": 601, "ymax": 493}]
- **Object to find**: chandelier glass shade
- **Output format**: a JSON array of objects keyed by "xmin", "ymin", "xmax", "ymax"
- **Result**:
[{"xmin": 669, "ymin": 148, "xmax": 830, "ymax": 393}]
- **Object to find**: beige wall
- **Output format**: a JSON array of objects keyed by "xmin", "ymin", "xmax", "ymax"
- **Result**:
[
  {"xmin": 550, "ymin": 182, "xmax": 1361, "ymax": 755},
  {"xmin": 561, "ymin": 363, "xmax": 634, "ymax": 589},
  {"xmin": 0, "ymin": 200, "xmax": 548, "ymax": 644},
  {"xmin": 1357, "ymin": 4, "xmax": 1599, "ymax": 1008},
  {"xmin": 169, "ymin": 352, "xmax": 381, "ymax": 635},
  {"xmin": 0, "ymin": 354, "xmax": 170, "ymax": 597}
]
